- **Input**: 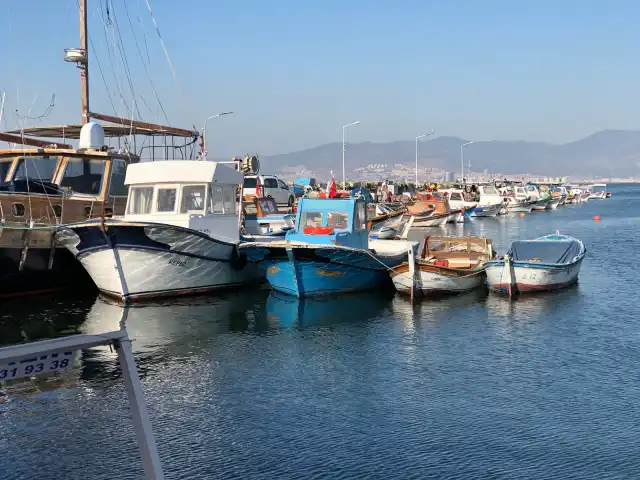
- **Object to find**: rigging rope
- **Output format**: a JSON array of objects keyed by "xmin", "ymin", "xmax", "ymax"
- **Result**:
[{"xmin": 144, "ymin": 0, "xmax": 197, "ymax": 130}]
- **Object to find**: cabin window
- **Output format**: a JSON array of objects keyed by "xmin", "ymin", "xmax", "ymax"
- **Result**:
[
  {"xmin": 156, "ymin": 188, "xmax": 177, "ymax": 212},
  {"xmin": 243, "ymin": 201, "xmax": 257, "ymax": 215},
  {"xmin": 0, "ymin": 160, "xmax": 12, "ymax": 186},
  {"xmin": 13, "ymin": 156, "xmax": 57, "ymax": 183},
  {"xmin": 108, "ymin": 159, "xmax": 128, "ymax": 197},
  {"xmin": 450, "ymin": 192, "xmax": 462, "ymax": 201},
  {"xmin": 209, "ymin": 186, "xmax": 224, "ymax": 214},
  {"xmin": 482, "ymin": 186, "xmax": 498, "ymax": 195},
  {"xmin": 11, "ymin": 203, "xmax": 25, "ymax": 217},
  {"xmin": 300, "ymin": 212, "xmax": 323, "ymax": 228},
  {"xmin": 327, "ymin": 212, "xmax": 349, "ymax": 229},
  {"xmin": 51, "ymin": 205, "xmax": 62, "ymax": 218},
  {"xmin": 60, "ymin": 158, "xmax": 106, "ymax": 195},
  {"xmin": 127, "ymin": 186, "xmax": 153, "ymax": 214},
  {"xmin": 223, "ymin": 186, "xmax": 235, "ymax": 214},
  {"xmin": 356, "ymin": 202, "xmax": 367, "ymax": 230},
  {"xmin": 180, "ymin": 185, "xmax": 206, "ymax": 213}
]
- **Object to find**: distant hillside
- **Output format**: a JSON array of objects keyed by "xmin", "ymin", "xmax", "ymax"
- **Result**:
[{"xmin": 258, "ymin": 130, "xmax": 640, "ymax": 178}]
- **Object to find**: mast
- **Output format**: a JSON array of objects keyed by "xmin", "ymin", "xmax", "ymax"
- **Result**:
[{"xmin": 79, "ymin": 0, "xmax": 89, "ymax": 124}]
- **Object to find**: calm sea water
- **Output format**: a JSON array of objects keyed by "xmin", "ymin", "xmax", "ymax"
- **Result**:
[{"xmin": 1, "ymin": 185, "xmax": 639, "ymax": 479}]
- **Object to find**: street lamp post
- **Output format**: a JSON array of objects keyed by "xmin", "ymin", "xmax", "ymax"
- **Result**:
[
  {"xmin": 202, "ymin": 111, "xmax": 233, "ymax": 152},
  {"xmin": 415, "ymin": 130, "xmax": 435, "ymax": 186},
  {"xmin": 460, "ymin": 141, "xmax": 473, "ymax": 182},
  {"xmin": 342, "ymin": 121, "xmax": 360, "ymax": 191}
]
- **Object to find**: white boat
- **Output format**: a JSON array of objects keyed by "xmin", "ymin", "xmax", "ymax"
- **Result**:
[
  {"xmin": 504, "ymin": 196, "xmax": 532, "ymax": 213},
  {"xmin": 546, "ymin": 197, "xmax": 561, "ymax": 209},
  {"xmin": 588, "ymin": 183, "xmax": 608, "ymax": 199},
  {"xmin": 411, "ymin": 211, "xmax": 449, "ymax": 227},
  {"xmin": 484, "ymin": 233, "xmax": 586, "ymax": 296},
  {"xmin": 391, "ymin": 236, "xmax": 494, "ymax": 297},
  {"xmin": 472, "ymin": 185, "xmax": 504, "ymax": 217},
  {"xmin": 54, "ymin": 161, "xmax": 263, "ymax": 303},
  {"xmin": 447, "ymin": 210, "xmax": 465, "ymax": 223}
]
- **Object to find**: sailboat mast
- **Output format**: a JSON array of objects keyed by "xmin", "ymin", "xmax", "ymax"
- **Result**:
[{"xmin": 79, "ymin": 0, "xmax": 89, "ymax": 124}]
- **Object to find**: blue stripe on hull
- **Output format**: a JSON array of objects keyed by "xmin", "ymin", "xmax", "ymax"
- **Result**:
[{"xmin": 265, "ymin": 259, "xmax": 388, "ymax": 298}]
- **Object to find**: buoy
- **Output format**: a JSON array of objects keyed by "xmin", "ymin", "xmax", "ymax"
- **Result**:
[
  {"xmin": 593, "ymin": 215, "xmax": 601, "ymax": 221},
  {"xmin": 519, "ymin": 212, "xmax": 525, "ymax": 218}
]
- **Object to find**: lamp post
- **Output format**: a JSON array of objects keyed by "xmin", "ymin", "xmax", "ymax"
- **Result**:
[
  {"xmin": 202, "ymin": 111, "xmax": 233, "ymax": 152},
  {"xmin": 415, "ymin": 130, "xmax": 435, "ymax": 186},
  {"xmin": 342, "ymin": 121, "xmax": 360, "ymax": 190},
  {"xmin": 460, "ymin": 141, "xmax": 473, "ymax": 182}
]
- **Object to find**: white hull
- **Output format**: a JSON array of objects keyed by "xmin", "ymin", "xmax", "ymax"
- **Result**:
[
  {"xmin": 412, "ymin": 214, "xmax": 448, "ymax": 227},
  {"xmin": 78, "ymin": 248, "xmax": 262, "ymax": 301},
  {"xmin": 446, "ymin": 211, "xmax": 465, "ymax": 223},
  {"xmin": 546, "ymin": 198, "xmax": 561, "ymax": 209},
  {"xmin": 485, "ymin": 258, "xmax": 583, "ymax": 293},
  {"xmin": 393, "ymin": 268, "xmax": 485, "ymax": 295},
  {"xmin": 471, "ymin": 204, "xmax": 501, "ymax": 217},
  {"xmin": 508, "ymin": 205, "xmax": 532, "ymax": 213}
]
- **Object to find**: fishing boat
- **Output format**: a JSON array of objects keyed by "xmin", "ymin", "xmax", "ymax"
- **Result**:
[
  {"xmin": 0, "ymin": 0, "xmax": 202, "ymax": 298},
  {"xmin": 503, "ymin": 196, "xmax": 532, "ymax": 213},
  {"xmin": 441, "ymin": 189, "xmax": 477, "ymax": 217},
  {"xmin": 369, "ymin": 215, "xmax": 414, "ymax": 240},
  {"xmin": 54, "ymin": 161, "xmax": 263, "ymax": 303},
  {"xmin": 588, "ymin": 183, "xmax": 608, "ymax": 200},
  {"xmin": 242, "ymin": 196, "xmax": 295, "ymax": 237},
  {"xmin": 406, "ymin": 196, "xmax": 460, "ymax": 226},
  {"xmin": 239, "ymin": 196, "xmax": 418, "ymax": 298},
  {"xmin": 546, "ymin": 196, "xmax": 561, "ymax": 210},
  {"xmin": 484, "ymin": 232, "xmax": 586, "ymax": 296},
  {"xmin": 391, "ymin": 236, "xmax": 494, "ymax": 297}
]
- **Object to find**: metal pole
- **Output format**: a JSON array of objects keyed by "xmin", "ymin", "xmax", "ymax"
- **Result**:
[
  {"xmin": 341, "ymin": 121, "xmax": 360, "ymax": 191},
  {"xmin": 415, "ymin": 131, "xmax": 435, "ymax": 187},
  {"xmin": 79, "ymin": 0, "xmax": 89, "ymax": 124},
  {"xmin": 203, "ymin": 111, "xmax": 233, "ymax": 153},
  {"xmin": 460, "ymin": 141, "xmax": 473, "ymax": 182},
  {"xmin": 116, "ymin": 336, "xmax": 165, "ymax": 479}
]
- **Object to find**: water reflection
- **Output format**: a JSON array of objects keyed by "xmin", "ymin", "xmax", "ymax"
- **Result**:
[
  {"xmin": 485, "ymin": 284, "xmax": 582, "ymax": 320},
  {"xmin": 265, "ymin": 290, "xmax": 394, "ymax": 329}
]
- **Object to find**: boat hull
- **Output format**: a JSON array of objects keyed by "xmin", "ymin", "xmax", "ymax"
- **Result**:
[
  {"xmin": 485, "ymin": 257, "xmax": 584, "ymax": 294},
  {"xmin": 531, "ymin": 200, "xmax": 549, "ymax": 211},
  {"xmin": 412, "ymin": 212, "xmax": 448, "ymax": 227},
  {"xmin": 471, "ymin": 204, "xmax": 501, "ymax": 217},
  {"xmin": 54, "ymin": 221, "xmax": 263, "ymax": 303},
  {"xmin": 546, "ymin": 198, "xmax": 561, "ymax": 210},
  {"xmin": 391, "ymin": 263, "xmax": 485, "ymax": 296},
  {"xmin": 242, "ymin": 244, "xmax": 407, "ymax": 298}
]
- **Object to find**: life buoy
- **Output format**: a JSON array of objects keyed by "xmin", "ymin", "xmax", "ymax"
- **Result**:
[
  {"xmin": 229, "ymin": 248, "xmax": 248, "ymax": 270},
  {"xmin": 303, "ymin": 226, "xmax": 335, "ymax": 235}
]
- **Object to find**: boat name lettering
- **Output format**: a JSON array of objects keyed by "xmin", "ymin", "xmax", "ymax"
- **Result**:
[
  {"xmin": 197, "ymin": 228, "xmax": 211, "ymax": 235},
  {"xmin": 0, "ymin": 357, "xmax": 72, "ymax": 381},
  {"xmin": 169, "ymin": 259, "xmax": 188, "ymax": 267},
  {"xmin": 522, "ymin": 272, "xmax": 537, "ymax": 280}
]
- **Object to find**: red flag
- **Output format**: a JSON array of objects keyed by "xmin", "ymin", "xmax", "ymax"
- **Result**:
[{"xmin": 328, "ymin": 175, "xmax": 337, "ymax": 198}]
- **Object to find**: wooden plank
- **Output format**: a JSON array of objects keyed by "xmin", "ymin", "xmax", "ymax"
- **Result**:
[
  {"xmin": 89, "ymin": 112, "xmax": 198, "ymax": 137},
  {"xmin": 0, "ymin": 132, "xmax": 72, "ymax": 149}
]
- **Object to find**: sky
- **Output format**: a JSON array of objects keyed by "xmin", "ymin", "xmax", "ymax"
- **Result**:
[{"xmin": 1, "ymin": 0, "xmax": 639, "ymax": 156}]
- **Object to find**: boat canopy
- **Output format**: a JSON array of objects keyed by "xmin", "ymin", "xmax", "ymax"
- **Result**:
[
  {"xmin": 124, "ymin": 160, "xmax": 243, "ymax": 186},
  {"xmin": 509, "ymin": 240, "xmax": 582, "ymax": 264}
]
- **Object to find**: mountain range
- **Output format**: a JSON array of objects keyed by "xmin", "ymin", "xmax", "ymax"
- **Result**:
[{"xmin": 257, "ymin": 130, "xmax": 640, "ymax": 179}]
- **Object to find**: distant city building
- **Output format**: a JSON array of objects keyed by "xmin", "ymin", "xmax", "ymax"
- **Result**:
[{"xmin": 444, "ymin": 171, "xmax": 453, "ymax": 182}]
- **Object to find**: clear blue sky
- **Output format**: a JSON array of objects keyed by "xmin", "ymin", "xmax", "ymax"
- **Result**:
[{"xmin": 1, "ymin": 0, "xmax": 639, "ymax": 155}]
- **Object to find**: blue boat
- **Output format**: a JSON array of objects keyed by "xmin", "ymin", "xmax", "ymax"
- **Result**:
[{"xmin": 239, "ymin": 197, "xmax": 418, "ymax": 297}]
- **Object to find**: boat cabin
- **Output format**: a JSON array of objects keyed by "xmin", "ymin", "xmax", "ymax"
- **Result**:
[
  {"xmin": 476, "ymin": 184, "xmax": 502, "ymax": 205},
  {"xmin": 286, "ymin": 197, "xmax": 369, "ymax": 249},
  {"xmin": 123, "ymin": 160, "xmax": 243, "ymax": 242}
]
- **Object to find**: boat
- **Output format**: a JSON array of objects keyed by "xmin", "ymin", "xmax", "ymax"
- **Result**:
[
  {"xmin": 473, "ymin": 185, "xmax": 505, "ymax": 217},
  {"xmin": 53, "ymin": 160, "xmax": 263, "ymax": 303},
  {"xmin": 588, "ymin": 183, "xmax": 608, "ymax": 199},
  {"xmin": 503, "ymin": 196, "xmax": 533, "ymax": 213},
  {"xmin": 242, "ymin": 196, "xmax": 295, "ymax": 237},
  {"xmin": 410, "ymin": 210, "xmax": 449, "ymax": 227},
  {"xmin": 0, "ymin": 0, "xmax": 202, "ymax": 298},
  {"xmin": 546, "ymin": 196, "xmax": 561, "ymax": 210},
  {"xmin": 406, "ymin": 196, "xmax": 460, "ymax": 226},
  {"xmin": 239, "ymin": 196, "xmax": 418, "ymax": 298},
  {"xmin": 484, "ymin": 233, "xmax": 586, "ymax": 296},
  {"xmin": 391, "ymin": 236, "xmax": 494, "ymax": 297},
  {"xmin": 369, "ymin": 215, "xmax": 414, "ymax": 240}
]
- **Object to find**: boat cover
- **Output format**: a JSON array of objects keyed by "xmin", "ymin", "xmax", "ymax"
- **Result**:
[{"xmin": 509, "ymin": 240, "xmax": 582, "ymax": 265}]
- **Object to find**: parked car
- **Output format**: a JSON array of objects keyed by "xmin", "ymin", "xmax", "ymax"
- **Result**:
[{"xmin": 243, "ymin": 175, "xmax": 296, "ymax": 206}]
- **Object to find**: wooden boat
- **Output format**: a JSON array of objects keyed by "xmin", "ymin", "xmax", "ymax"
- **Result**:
[
  {"xmin": 484, "ymin": 233, "xmax": 586, "ymax": 296},
  {"xmin": 239, "ymin": 197, "xmax": 418, "ymax": 298},
  {"xmin": 407, "ymin": 197, "xmax": 460, "ymax": 226},
  {"xmin": 367, "ymin": 202, "xmax": 406, "ymax": 228},
  {"xmin": 391, "ymin": 236, "xmax": 494, "ymax": 297},
  {"xmin": 369, "ymin": 215, "xmax": 414, "ymax": 240},
  {"xmin": 0, "ymin": 0, "xmax": 199, "ymax": 297},
  {"xmin": 54, "ymin": 161, "xmax": 263, "ymax": 303}
]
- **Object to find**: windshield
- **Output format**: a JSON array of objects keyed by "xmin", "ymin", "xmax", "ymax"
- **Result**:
[
  {"xmin": 13, "ymin": 156, "xmax": 58, "ymax": 183},
  {"xmin": 0, "ymin": 161, "xmax": 12, "ymax": 186},
  {"xmin": 482, "ymin": 186, "xmax": 498, "ymax": 195}
]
